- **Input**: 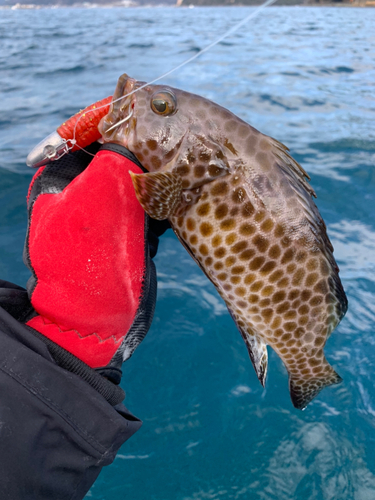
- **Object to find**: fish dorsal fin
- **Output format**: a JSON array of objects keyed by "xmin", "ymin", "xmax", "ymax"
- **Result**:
[
  {"xmin": 270, "ymin": 138, "xmax": 316, "ymax": 198},
  {"xmin": 269, "ymin": 138, "xmax": 348, "ymax": 319},
  {"xmin": 129, "ymin": 171, "xmax": 182, "ymax": 220},
  {"xmin": 266, "ymin": 136, "xmax": 341, "ymax": 266}
]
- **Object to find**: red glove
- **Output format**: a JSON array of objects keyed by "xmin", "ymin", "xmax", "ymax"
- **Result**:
[{"xmin": 24, "ymin": 143, "xmax": 168, "ymax": 383}]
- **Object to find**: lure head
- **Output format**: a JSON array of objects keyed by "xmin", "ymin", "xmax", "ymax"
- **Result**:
[{"xmin": 26, "ymin": 131, "xmax": 73, "ymax": 168}]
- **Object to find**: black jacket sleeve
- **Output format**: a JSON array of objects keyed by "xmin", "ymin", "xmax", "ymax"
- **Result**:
[{"xmin": 0, "ymin": 280, "xmax": 141, "ymax": 500}]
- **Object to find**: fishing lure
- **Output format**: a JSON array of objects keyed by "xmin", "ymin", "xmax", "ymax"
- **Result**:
[{"xmin": 26, "ymin": 96, "xmax": 112, "ymax": 168}]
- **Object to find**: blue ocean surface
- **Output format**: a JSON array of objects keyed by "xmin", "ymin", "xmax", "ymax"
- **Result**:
[{"xmin": 1, "ymin": 5, "xmax": 374, "ymax": 499}]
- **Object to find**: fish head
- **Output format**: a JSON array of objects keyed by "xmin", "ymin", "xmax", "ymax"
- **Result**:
[{"xmin": 99, "ymin": 73, "xmax": 239, "ymax": 186}]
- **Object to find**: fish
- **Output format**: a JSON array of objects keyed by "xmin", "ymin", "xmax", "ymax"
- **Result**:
[
  {"xmin": 97, "ymin": 73, "xmax": 349, "ymax": 410},
  {"xmin": 27, "ymin": 72, "xmax": 348, "ymax": 410}
]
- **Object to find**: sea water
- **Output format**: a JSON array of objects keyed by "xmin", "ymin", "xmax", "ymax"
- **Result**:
[{"xmin": 0, "ymin": 6, "xmax": 374, "ymax": 499}]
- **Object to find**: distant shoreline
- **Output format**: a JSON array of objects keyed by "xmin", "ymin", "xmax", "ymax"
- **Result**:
[{"xmin": 1, "ymin": 2, "xmax": 373, "ymax": 7}]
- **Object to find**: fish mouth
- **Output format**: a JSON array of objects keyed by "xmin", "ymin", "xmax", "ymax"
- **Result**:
[{"xmin": 99, "ymin": 74, "xmax": 137, "ymax": 146}]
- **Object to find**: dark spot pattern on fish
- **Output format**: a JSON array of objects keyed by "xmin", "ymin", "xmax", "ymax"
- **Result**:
[{"xmin": 99, "ymin": 74, "xmax": 348, "ymax": 410}]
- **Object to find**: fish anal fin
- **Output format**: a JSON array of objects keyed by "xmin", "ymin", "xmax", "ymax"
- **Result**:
[
  {"xmin": 129, "ymin": 171, "xmax": 182, "ymax": 220},
  {"xmin": 243, "ymin": 330, "xmax": 268, "ymax": 388},
  {"xmin": 225, "ymin": 309, "xmax": 268, "ymax": 387},
  {"xmin": 289, "ymin": 362, "xmax": 342, "ymax": 410}
]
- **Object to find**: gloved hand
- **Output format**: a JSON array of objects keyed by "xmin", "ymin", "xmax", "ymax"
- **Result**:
[{"xmin": 23, "ymin": 142, "xmax": 169, "ymax": 384}]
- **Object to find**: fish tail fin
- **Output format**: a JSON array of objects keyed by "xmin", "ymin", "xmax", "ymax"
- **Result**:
[{"xmin": 289, "ymin": 361, "xmax": 342, "ymax": 410}]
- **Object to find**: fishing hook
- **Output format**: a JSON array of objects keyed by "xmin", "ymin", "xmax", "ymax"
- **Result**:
[{"xmin": 105, "ymin": 109, "xmax": 133, "ymax": 133}]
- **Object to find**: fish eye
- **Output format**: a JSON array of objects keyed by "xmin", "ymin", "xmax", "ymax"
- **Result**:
[{"xmin": 150, "ymin": 90, "xmax": 177, "ymax": 116}]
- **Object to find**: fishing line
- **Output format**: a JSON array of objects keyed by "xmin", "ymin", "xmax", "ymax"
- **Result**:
[{"xmin": 71, "ymin": 0, "xmax": 278, "ymax": 152}]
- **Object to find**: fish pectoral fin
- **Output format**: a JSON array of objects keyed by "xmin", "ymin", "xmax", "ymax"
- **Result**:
[
  {"xmin": 243, "ymin": 332, "xmax": 268, "ymax": 388},
  {"xmin": 289, "ymin": 361, "xmax": 342, "ymax": 410},
  {"xmin": 129, "ymin": 171, "xmax": 183, "ymax": 220}
]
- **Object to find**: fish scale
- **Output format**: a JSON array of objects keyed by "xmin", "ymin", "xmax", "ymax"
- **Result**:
[
  {"xmin": 99, "ymin": 73, "xmax": 348, "ymax": 410},
  {"xmin": 171, "ymin": 175, "xmax": 342, "ymax": 409}
]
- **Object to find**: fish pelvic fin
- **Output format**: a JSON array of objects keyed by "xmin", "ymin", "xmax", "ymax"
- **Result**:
[
  {"xmin": 243, "ymin": 331, "xmax": 268, "ymax": 388},
  {"xmin": 129, "ymin": 171, "xmax": 182, "ymax": 220},
  {"xmin": 289, "ymin": 362, "xmax": 342, "ymax": 410}
]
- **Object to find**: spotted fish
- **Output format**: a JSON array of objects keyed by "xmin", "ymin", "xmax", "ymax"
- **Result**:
[{"xmin": 99, "ymin": 73, "xmax": 348, "ymax": 409}]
